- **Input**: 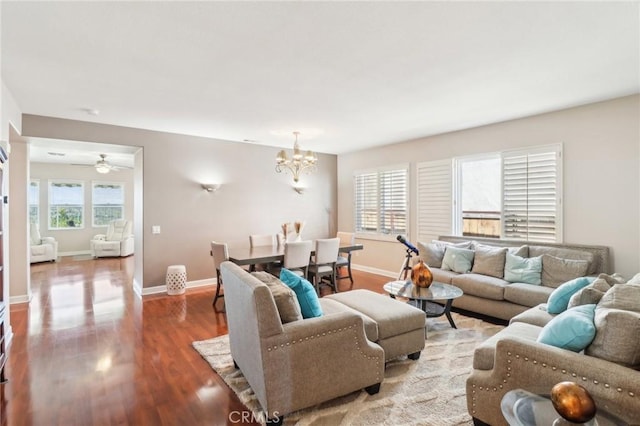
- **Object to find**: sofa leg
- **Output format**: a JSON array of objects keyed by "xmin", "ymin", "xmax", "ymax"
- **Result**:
[
  {"xmin": 364, "ymin": 383, "xmax": 381, "ymax": 395},
  {"xmin": 472, "ymin": 418, "xmax": 490, "ymax": 426},
  {"xmin": 265, "ymin": 415, "xmax": 283, "ymax": 425},
  {"xmin": 408, "ymin": 351, "xmax": 421, "ymax": 360}
]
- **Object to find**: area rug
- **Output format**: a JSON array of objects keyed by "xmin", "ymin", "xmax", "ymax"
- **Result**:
[{"xmin": 193, "ymin": 313, "xmax": 504, "ymax": 425}]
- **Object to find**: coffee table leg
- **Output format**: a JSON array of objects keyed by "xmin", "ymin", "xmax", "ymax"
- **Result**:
[{"xmin": 444, "ymin": 299, "xmax": 457, "ymax": 329}]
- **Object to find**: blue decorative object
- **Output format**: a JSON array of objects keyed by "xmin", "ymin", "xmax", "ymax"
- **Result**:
[
  {"xmin": 504, "ymin": 253, "xmax": 542, "ymax": 285},
  {"xmin": 280, "ymin": 268, "xmax": 323, "ymax": 318},
  {"xmin": 537, "ymin": 304, "xmax": 597, "ymax": 352},
  {"xmin": 547, "ymin": 276, "xmax": 596, "ymax": 314}
]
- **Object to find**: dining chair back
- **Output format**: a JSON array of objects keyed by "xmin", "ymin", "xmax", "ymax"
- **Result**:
[
  {"xmin": 308, "ymin": 237, "xmax": 341, "ymax": 294},
  {"xmin": 250, "ymin": 234, "xmax": 275, "ymax": 247},
  {"xmin": 211, "ymin": 241, "xmax": 229, "ymax": 307},
  {"xmin": 336, "ymin": 231, "xmax": 356, "ymax": 284},
  {"xmin": 283, "ymin": 240, "xmax": 313, "ymax": 277}
]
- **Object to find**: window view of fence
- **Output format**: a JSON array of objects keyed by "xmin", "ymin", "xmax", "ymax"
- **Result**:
[{"xmin": 462, "ymin": 210, "xmax": 501, "ymax": 238}]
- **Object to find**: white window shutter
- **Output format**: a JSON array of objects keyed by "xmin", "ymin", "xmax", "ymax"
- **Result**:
[
  {"xmin": 502, "ymin": 145, "xmax": 562, "ymax": 243},
  {"xmin": 416, "ymin": 159, "xmax": 453, "ymax": 243}
]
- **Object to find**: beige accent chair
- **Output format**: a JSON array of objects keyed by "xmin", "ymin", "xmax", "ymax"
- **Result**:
[
  {"xmin": 336, "ymin": 231, "xmax": 355, "ymax": 284},
  {"xmin": 210, "ymin": 241, "xmax": 229, "ymax": 307},
  {"xmin": 307, "ymin": 237, "xmax": 340, "ymax": 294},
  {"xmin": 91, "ymin": 219, "xmax": 134, "ymax": 258},
  {"xmin": 30, "ymin": 223, "xmax": 58, "ymax": 263},
  {"xmin": 283, "ymin": 240, "xmax": 312, "ymax": 277},
  {"xmin": 220, "ymin": 261, "xmax": 384, "ymax": 424}
]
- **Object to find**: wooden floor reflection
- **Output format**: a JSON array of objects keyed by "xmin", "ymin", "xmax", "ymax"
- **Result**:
[{"xmin": 1, "ymin": 256, "xmax": 391, "ymax": 425}]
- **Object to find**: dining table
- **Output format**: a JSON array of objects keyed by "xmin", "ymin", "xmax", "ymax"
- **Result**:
[{"xmin": 228, "ymin": 243, "xmax": 364, "ymax": 266}]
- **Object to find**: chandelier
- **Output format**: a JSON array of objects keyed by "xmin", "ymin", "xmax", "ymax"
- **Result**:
[{"xmin": 275, "ymin": 131, "xmax": 318, "ymax": 183}]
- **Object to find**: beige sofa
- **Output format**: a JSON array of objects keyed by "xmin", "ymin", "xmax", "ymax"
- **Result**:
[
  {"xmin": 466, "ymin": 276, "xmax": 640, "ymax": 425},
  {"xmin": 419, "ymin": 236, "xmax": 611, "ymax": 321},
  {"xmin": 220, "ymin": 261, "xmax": 425, "ymax": 424}
]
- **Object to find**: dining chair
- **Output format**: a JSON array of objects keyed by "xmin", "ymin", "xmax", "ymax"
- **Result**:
[
  {"xmin": 308, "ymin": 237, "xmax": 341, "ymax": 294},
  {"xmin": 211, "ymin": 241, "xmax": 229, "ymax": 307},
  {"xmin": 283, "ymin": 240, "xmax": 313, "ymax": 278},
  {"xmin": 249, "ymin": 234, "xmax": 276, "ymax": 272},
  {"xmin": 336, "ymin": 231, "xmax": 356, "ymax": 284}
]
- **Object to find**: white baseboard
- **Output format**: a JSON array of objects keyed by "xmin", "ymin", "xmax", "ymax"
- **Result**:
[
  {"xmin": 351, "ymin": 263, "xmax": 397, "ymax": 279},
  {"xmin": 10, "ymin": 292, "xmax": 32, "ymax": 304},
  {"xmin": 59, "ymin": 250, "xmax": 92, "ymax": 257},
  {"xmin": 140, "ymin": 277, "xmax": 216, "ymax": 296},
  {"xmin": 133, "ymin": 278, "xmax": 143, "ymax": 298}
]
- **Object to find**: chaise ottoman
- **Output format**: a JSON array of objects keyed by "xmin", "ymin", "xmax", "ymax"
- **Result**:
[{"xmin": 324, "ymin": 289, "xmax": 426, "ymax": 361}]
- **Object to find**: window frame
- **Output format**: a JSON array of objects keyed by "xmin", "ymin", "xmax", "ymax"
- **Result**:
[
  {"xmin": 354, "ymin": 164, "xmax": 409, "ymax": 241},
  {"xmin": 29, "ymin": 179, "xmax": 40, "ymax": 225},
  {"xmin": 91, "ymin": 181, "xmax": 125, "ymax": 227},
  {"xmin": 48, "ymin": 179, "xmax": 85, "ymax": 230}
]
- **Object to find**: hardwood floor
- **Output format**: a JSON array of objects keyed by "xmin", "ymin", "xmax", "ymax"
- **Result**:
[{"xmin": 0, "ymin": 256, "xmax": 391, "ymax": 425}]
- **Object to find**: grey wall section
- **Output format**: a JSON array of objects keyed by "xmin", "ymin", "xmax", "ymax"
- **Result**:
[
  {"xmin": 21, "ymin": 115, "xmax": 338, "ymax": 288},
  {"xmin": 30, "ymin": 162, "xmax": 135, "ymax": 254},
  {"xmin": 338, "ymin": 95, "xmax": 640, "ymax": 278}
]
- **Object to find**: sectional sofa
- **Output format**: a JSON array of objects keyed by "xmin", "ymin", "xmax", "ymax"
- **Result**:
[{"xmin": 418, "ymin": 236, "xmax": 610, "ymax": 321}]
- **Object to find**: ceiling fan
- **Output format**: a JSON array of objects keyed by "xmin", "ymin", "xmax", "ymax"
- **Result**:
[{"xmin": 72, "ymin": 154, "xmax": 132, "ymax": 174}]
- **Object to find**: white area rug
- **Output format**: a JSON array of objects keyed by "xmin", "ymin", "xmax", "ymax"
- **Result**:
[{"xmin": 193, "ymin": 312, "xmax": 504, "ymax": 425}]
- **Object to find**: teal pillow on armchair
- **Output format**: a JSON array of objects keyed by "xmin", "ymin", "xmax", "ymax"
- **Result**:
[
  {"xmin": 280, "ymin": 268, "xmax": 323, "ymax": 319},
  {"xmin": 537, "ymin": 304, "xmax": 597, "ymax": 352},
  {"xmin": 547, "ymin": 276, "xmax": 596, "ymax": 314}
]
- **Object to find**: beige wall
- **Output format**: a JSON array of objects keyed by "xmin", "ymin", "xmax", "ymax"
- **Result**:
[
  {"xmin": 21, "ymin": 115, "xmax": 338, "ymax": 289},
  {"xmin": 338, "ymin": 95, "xmax": 640, "ymax": 278},
  {"xmin": 8, "ymin": 136, "xmax": 30, "ymax": 302},
  {"xmin": 30, "ymin": 162, "xmax": 135, "ymax": 254}
]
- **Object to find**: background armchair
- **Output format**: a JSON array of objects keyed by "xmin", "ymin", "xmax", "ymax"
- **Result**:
[
  {"xmin": 91, "ymin": 219, "xmax": 134, "ymax": 258},
  {"xmin": 30, "ymin": 223, "xmax": 58, "ymax": 263}
]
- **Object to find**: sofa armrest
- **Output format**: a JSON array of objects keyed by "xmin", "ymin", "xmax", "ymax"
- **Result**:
[
  {"xmin": 259, "ymin": 311, "xmax": 384, "ymax": 415},
  {"xmin": 467, "ymin": 337, "xmax": 640, "ymax": 425},
  {"xmin": 41, "ymin": 237, "xmax": 56, "ymax": 245},
  {"xmin": 92, "ymin": 234, "xmax": 106, "ymax": 241}
]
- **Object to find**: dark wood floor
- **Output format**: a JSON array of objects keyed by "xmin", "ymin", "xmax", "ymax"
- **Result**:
[{"xmin": 0, "ymin": 256, "xmax": 392, "ymax": 425}]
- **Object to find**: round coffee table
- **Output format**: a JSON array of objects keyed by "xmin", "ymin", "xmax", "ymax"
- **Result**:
[{"xmin": 383, "ymin": 280, "xmax": 463, "ymax": 328}]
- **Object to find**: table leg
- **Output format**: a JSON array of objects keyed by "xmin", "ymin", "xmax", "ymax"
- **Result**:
[{"xmin": 444, "ymin": 299, "xmax": 457, "ymax": 329}]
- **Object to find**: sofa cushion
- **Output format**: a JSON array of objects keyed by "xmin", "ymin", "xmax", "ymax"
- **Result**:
[
  {"xmin": 442, "ymin": 246, "xmax": 475, "ymax": 273},
  {"xmin": 510, "ymin": 304, "xmax": 556, "ymax": 327},
  {"xmin": 598, "ymin": 283, "xmax": 640, "ymax": 313},
  {"xmin": 528, "ymin": 246, "xmax": 595, "ymax": 275},
  {"xmin": 567, "ymin": 276, "xmax": 615, "ymax": 309},
  {"xmin": 419, "ymin": 240, "xmax": 472, "ymax": 268},
  {"xmin": 319, "ymin": 298, "xmax": 378, "ymax": 342},
  {"xmin": 547, "ymin": 276, "xmax": 596, "ymax": 314},
  {"xmin": 251, "ymin": 272, "xmax": 303, "ymax": 323},
  {"xmin": 504, "ymin": 253, "xmax": 542, "ymax": 285},
  {"xmin": 586, "ymin": 307, "xmax": 640, "ymax": 368},
  {"xmin": 537, "ymin": 304, "xmax": 597, "ymax": 352},
  {"xmin": 473, "ymin": 322, "xmax": 541, "ymax": 370},
  {"xmin": 279, "ymin": 268, "xmax": 323, "ymax": 319},
  {"xmin": 508, "ymin": 245, "xmax": 529, "ymax": 257},
  {"xmin": 431, "ymin": 268, "xmax": 459, "ymax": 284},
  {"xmin": 504, "ymin": 283, "xmax": 553, "ymax": 308},
  {"xmin": 471, "ymin": 244, "xmax": 508, "ymax": 278},
  {"xmin": 541, "ymin": 254, "xmax": 590, "ymax": 288},
  {"xmin": 451, "ymin": 273, "xmax": 508, "ymax": 301}
]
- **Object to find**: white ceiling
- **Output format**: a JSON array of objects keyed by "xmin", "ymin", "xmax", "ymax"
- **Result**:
[{"xmin": 2, "ymin": 1, "xmax": 638, "ymax": 157}]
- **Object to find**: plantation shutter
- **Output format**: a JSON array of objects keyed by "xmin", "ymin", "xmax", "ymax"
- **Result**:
[
  {"xmin": 416, "ymin": 159, "xmax": 453, "ymax": 243},
  {"xmin": 354, "ymin": 166, "xmax": 408, "ymax": 236},
  {"xmin": 502, "ymin": 145, "xmax": 562, "ymax": 243}
]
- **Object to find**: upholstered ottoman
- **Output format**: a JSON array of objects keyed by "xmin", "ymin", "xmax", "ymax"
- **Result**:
[{"xmin": 325, "ymin": 289, "xmax": 426, "ymax": 361}]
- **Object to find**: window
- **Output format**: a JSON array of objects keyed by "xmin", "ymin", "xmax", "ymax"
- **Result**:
[
  {"xmin": 416, "ymin": 144, "xmax": 562, "ymax": 243},
  {"xmin": 49, "ymin": 181, "xmax": 84, "ymax": 229},
  {"xmin": 92, "ymin": 182, "xmax": 124, "ymax": 226},
  {"xmin": 354, "ymin": 165, "xmax": 408, "ymax": 238},
  {"xmin": 29, "ymin": 180, "xmax": 39, "ymax": 224}
]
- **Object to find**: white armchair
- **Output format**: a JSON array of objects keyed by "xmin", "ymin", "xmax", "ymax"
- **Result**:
[
  {"xmin": 30, "ymin": 223, "xmax": 58, "ymax": 263},
  {"xmin": 91, "ymin": 219, "xmax": 134, "ymax": 258}
]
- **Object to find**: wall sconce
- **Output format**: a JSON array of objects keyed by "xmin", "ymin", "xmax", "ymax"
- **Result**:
[
  {"xmin": 201, "ymin": 183, "xmax": 221, "ymax": 193},
  {"xmin": 293, "ymin": 185, "xmax": 305, "ymax": 195}
]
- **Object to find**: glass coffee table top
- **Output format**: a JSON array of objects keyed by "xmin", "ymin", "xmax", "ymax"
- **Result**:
[{"xmin": 383, "ymin": 280, "xmax": 463, "ymax": 329}]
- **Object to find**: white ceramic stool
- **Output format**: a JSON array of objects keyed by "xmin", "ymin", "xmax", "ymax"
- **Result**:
[{"xmin": 166, "ymin": 265, "xmax": 187, "ymax": 295}]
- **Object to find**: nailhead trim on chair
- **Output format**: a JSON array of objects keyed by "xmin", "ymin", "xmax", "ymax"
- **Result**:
[
  {"xmin": 265, "ymin": 323, "xmax": 381, "ymax": 381},
  {"xmin": 469, "ymin": 350, "xmax": 638, "ymax": 416}
]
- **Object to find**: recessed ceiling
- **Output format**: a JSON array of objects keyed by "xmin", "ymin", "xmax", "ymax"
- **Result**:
[
  {"xmin": 29, "ymin": 138, "xmax": 137, "ymax": 168},
  {"xmin": 2, "ymin": 2, "xmax": 638, "ymax": 154}
]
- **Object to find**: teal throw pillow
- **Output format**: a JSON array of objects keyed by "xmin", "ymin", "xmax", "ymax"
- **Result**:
[
  {"xmin": 441, "ymin": 246, "xmax": 475, "ymax": 273},
  {"xmin": 547, "ymin": 276, "xmax": 596, "ymax": 314},
  {"xmin": 504, "ymin": 253, "xmax": 542, "ymax": 285},
  {"xmin": 537, "ymin": 304, "xmax": 597, "ymax": 352},
  {"xmin": 279, "ymin": 268, "xmax": 323, "ymax": 319}
]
